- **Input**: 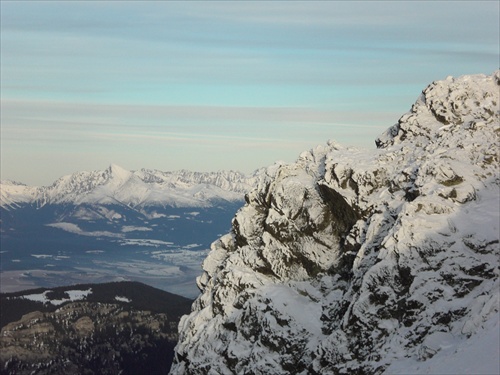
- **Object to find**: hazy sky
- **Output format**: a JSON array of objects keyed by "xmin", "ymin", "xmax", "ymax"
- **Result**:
[{"xmin": 1, "ymin": 1, "xmax": 498, "ymax": 185}]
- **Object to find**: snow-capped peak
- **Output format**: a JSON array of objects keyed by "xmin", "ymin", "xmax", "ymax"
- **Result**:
[
  {"xmin": 106, "ymin": 163, "xmax": 133, "ymax": 181},
  {"xmin": 0, "ymin": 166, "xmax": 258, "ymax": 209}
]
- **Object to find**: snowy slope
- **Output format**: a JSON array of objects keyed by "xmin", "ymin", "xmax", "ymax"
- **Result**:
[
  {"xmin": 171, "ymin": 71, "xmax": 500, "ymax": 374},
  {"xmin": 0, "ymin": 181, "xmax": 39, "ymax": 210},
  {"xmin": 384, "ymin": 311, "xmax": 500, "ymax": 375},
  {"xmin": 0, "ymin": 165, "xmax": 258, "ymax": 209}
]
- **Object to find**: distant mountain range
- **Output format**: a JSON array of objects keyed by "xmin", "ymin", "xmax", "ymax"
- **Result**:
[
  {"xmin": 1, "ymin": 164, "xmax": 259, "ymax": 210},
  {"xmin": 0, "ymin": 166, "xmax": 259, "ymax": 297}
]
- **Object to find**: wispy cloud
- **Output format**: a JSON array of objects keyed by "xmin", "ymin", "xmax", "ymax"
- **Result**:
[
  {"xmin": 2, "ymin": 99, "xmax": 394, "ymax": 132},
  {"xmin": 1, "ymin": 1, "xmax": 498, "ymax": 185}
]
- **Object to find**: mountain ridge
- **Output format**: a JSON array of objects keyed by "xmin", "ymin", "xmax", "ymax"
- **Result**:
[
  {"xmin": 1, "ymin": 167, "xmax": 252, "ymax": 297},
  {"xmin": 170, "ymin": 71, "xmax": 499, "ymax": 374},
  {"xmin": 1, "ymin": 166, "xmax": 259, "ymax": 210}
]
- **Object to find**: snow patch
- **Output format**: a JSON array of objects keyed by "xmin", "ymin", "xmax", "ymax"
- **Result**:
[
  {"xmin": 115, "ymin": 295, "xmax": 131, "ymax": 303},
  {"xmin": 384, "ymin": 312, "xmax": 500, "ymax": 375},
  {"xmin": 22, "ymin": 288, "xmax": 93, "ymax": 306}
]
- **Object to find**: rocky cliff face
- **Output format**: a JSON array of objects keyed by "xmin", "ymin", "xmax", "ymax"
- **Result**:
[{"xmin": 170, "ymin": 72, "xmax": 500, "ymax": 374}]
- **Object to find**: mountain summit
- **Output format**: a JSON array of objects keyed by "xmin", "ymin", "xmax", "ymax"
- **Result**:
[{"xmin": 170, "ymin": 72, "xmax": 500, "ymax": 374}]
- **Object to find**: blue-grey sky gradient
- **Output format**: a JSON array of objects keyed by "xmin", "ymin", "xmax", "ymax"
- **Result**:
[{"xmin": 1, "ymin": 1, "xmax": 498, "ymax": 185}]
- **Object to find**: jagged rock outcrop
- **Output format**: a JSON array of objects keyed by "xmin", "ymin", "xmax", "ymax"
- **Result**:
[{"xmin": 170, "ymin": 71, "xmax": 499, "ymax": 374}]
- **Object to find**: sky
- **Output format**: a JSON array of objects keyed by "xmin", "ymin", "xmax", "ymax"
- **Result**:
[{"xmin": 1, "ymin": 1, "xmax": 498, "ymax": 186}]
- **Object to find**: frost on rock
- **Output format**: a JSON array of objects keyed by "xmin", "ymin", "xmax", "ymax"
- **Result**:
[{"xmin": 171, "ymin": 71, "xmax": 500, "ymax": 375}]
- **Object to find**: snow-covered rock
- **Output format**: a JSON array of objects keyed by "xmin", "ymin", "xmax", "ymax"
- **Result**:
[
  {"xmin": 0, "ymin": 166, "xmax": 258, "ymax": 210},
  {"xmin": 171, "ymin": 71, "xmax": 500, "ymax": 374}
]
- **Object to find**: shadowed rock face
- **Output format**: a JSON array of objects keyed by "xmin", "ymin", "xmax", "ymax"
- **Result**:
[{"xmin": 171, "ymin": 71, "xmax": 500, "ymax": 375}]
